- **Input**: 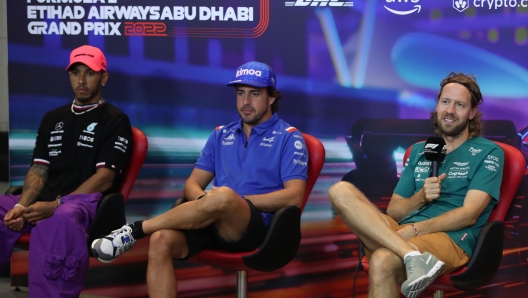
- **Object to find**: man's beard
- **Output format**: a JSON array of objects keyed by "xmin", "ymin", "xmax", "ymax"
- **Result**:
[
  {"xmin": 238, "ymin": 105, "xmax": 269, "ymax": 126},
  {"xmin": 74, "ymin": 78, "xmax": 102, "ymax": 104},
  {"xmin": 432, "ymin": 111, "xmax": 469, "ymax": 138}
]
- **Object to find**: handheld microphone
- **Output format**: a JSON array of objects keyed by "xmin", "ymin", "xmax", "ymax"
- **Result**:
[{"xmin": 424, "ymin": 137, "xmax": 447, "ymax": 177}]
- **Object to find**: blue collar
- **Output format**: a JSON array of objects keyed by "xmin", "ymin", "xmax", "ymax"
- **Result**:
[{"xmin": 236, "ymin": 113, "xmax": 279, "ymax": 136}]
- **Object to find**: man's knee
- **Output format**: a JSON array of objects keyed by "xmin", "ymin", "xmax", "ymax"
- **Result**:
[
  {"xmin": 49, "ymin": 207, "xmax": 77, "ymax": 224},
  {"xmin": 369, "ymin": 248, "xmax": 405, "ymax": 282},
  {"xmin": 149, "ymin": 230, "xmax": 187, "ymax": 260},
  {"xmin": 328, "ymin": 181, "xmax": 357, "ymax": 207},
  {"xmin": 200, "ymin": 187, "xmax": 240, "ymax": 215}
]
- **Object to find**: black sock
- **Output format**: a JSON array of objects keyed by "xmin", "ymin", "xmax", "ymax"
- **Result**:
[{"xmin": 131, "ymin": 220, "xmax": 146, "ymax": 239}]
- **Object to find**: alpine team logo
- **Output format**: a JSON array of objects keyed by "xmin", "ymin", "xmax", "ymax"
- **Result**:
[
  {"xmin": 87, "ymin": 122, "xmax": 98, "ymax": 132},
  {"xmin": 384, "ymin": 0, "xmax": 421, "ymax": 15},
  {"xmin": 221, "ymin": 133, "xmax": 235, "ymax": 146},
  {"xmin": 285, "ymin": 0, "xmax": 354, "ymax": 7},
  {"xmin": 453, "ymin": 0, "xmax": 469, "ymax": 12}
]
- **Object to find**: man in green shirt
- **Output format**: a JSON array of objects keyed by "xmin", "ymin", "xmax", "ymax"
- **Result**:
[{"xmin": 328, "ymin": 72, "xmax": 504, "ymax": 298}]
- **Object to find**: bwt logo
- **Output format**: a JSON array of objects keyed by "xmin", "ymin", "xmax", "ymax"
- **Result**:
[
  {"xmin": 425, "ymin": 144, "xmax": 439, "ymax": 149},
  {"xmin": 285, "ymin": 0, "xmax": 354, "ymax": 7},
  {"xmin": 236, "ymin": 68, "xmax": 262, "ymax": 77},
  {"xmin": 453, "ymin": 0, "xmax": 469, "ymax": 12},
  {"xmin": 384, "ymin": 0, "xmax": 421, "ymax": 15},
  {"xmin": 469, "ymin": 147, "xmax": 482, "ymax": 155}
]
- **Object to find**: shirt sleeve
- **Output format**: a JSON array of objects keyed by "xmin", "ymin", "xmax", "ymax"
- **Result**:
[
  {"xmin": 195, "ymin": 129, "xmax": 217, "ymax": 174},
  {"xmin": 95, "ymin": 113, "xmax": 132, "ymax": 174},
  {"xmin": 468, "ymin": 146, "xmax": 504, "ymax": 202},
  {"xmin": 32, "ymin": 112, "xmax": 51, "ymax": 166},
  {"xmin": 280, "ymin": 130, "xmax": 308, "ymax": 183}
]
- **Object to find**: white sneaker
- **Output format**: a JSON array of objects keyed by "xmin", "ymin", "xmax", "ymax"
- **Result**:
[
  {"xmin": 91, "ymin": 224, "xmax": 137, "ymax": 263},
  {"xmin": 401, "ymin": 252, "xmax": 445, "ymax": 298}
]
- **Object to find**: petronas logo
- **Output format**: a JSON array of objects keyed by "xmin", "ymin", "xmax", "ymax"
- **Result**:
[{"xmin": 87, "ymin": 123, "xmax": 98, "ymax": 132}]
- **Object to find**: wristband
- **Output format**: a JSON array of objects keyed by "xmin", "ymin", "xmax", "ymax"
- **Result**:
[
  {"xmin": 194, "ymin": 193, "xmax": 206, "ymax": 201},
  {"xmin": 14, "ymin": 204, "xmax": 26, "ymax": 210},
  {"xmin": 410, "ymin": 223, "xmax": 419, "ymax": 237}
]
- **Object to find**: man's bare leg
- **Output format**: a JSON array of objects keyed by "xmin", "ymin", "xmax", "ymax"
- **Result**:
[
  {"xmin": 368, "ymin": 248, "xmax": 407, "ymax": 298},
  {"xmin": 328, "ymin": 181, "xmax": 416, "ymax": 259},
  {"xmin": 329, "ymin": 182, "xmax": 444, "ymax": 298},
  {"xmin": 143, "ymin": 186, "xmax": 251, "ymax": 241},
  {"xmin": 91, "ymin": 186, "xmax": 253, "ymax": 262},
  {"xmin": 147, "ymin": 229, "xmax": 188, "ymax": 298}
]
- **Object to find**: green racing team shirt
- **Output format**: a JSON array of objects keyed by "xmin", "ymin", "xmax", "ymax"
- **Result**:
[{"xmin": 394, "ymin": 136, "xmax": 504, "ymax": 257}]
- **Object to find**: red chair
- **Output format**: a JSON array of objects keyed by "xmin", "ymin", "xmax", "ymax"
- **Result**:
[
  {"xmin": 360, "ymin": 141, "xmax": 526, "ymax": 297},
  {"xmin": 187, "ymin": 133, "xmax": 325, "ymax": 297},
  {"xmin": 4, "ymin": 126, "xmax": 148, "ymax": 256}
]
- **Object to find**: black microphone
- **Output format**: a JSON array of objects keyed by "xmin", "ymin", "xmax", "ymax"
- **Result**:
[{"xmin": 424, "ymin": 137, "xmax": 447, "ymax": 177}]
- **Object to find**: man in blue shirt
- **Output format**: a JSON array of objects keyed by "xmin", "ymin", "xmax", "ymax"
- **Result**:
[
  {"xmin": 328, "ymin": 73, "xmax": 503, "ymax": 298},
  {"xmin": 91, "ymin": 61, "xmax": 308, "ymax": 297}
]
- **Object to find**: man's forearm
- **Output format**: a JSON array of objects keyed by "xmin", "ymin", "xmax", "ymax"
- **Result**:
[
  {"xmin": 387, "ymin": 189, "xmax": 427, "ymax": 221},
  {"xmin": 245, "ymin": 191, "xmax": 300, "ymax": 212},
  {"xmin": 70, "ymin": 167, "xmax": 116, "ymax": 195},
  {"xmin": 245, "ymin": 180, "xmax": 305, "ymax": 212},
  {"xmin": 182, "ymin": 178, "xmax": 208, "ymax": 201},
  {"xmin": 18, "ymin": 164, "xmax": 49, "ymax": 206},
  {"xmin": 415, "ymin": 190, "xmax": 492, "ymax": 235},
  {"xmin": 414, "ymin": 207, "xmax": 475, "ymax": 236}
]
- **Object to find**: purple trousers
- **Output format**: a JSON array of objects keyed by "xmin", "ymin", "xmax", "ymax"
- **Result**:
[{"xmin": 0, "ymin": 193, "xmax": 101, "ymax": 298}]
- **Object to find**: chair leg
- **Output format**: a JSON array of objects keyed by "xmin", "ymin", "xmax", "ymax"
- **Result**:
[
  {"xmin": 236, "ymin": 270, "xmax": 247, "ymax": 298},
  {"xmin": 432, "ymin": 290, "xmax": 444, "ymax": 298}
]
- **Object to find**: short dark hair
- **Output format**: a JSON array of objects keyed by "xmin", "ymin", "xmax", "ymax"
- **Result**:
[
  {"xmin": 267, "ymin": 87, "xmax": 281, "ymax": 113},
  {"xmin": 431, "ymin": 72, "xmax": 483, "ymax": 137}
]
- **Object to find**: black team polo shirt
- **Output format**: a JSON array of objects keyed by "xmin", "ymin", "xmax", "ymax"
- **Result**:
[{"xmin": 31, "ymin": 102, "xmax": 132, "ymax": 202}]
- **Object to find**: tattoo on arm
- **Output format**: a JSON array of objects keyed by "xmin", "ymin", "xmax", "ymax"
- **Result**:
[{"xmin": 19, "ymin": 164, "xmax": 49, "ymax": 206}]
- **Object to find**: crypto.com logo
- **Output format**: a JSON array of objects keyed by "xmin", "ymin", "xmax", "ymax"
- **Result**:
[
  {"xmin": 285, "ymin": 0, "xmax": 354, "ymax": 7},
  {"xmin": 384, "ymin": 0, "xmax": 421, "ymax": 15},
  {"xmin": 453, "ymin": 0, "xmax": 469, "ymax": 12}
]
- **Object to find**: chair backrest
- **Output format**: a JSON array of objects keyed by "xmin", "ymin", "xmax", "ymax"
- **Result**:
[
  {"xmin": 301, "ymin": 133, "xmax": 326, "ymax": 212},
  {"xmin": 119, "ymin": 127, "xmax": 148, "ymax": 202},
  {"xmin": 403, "ymin": 140, "xmax": 526, "ymax": 222},
  {"xmin": 488, "ymin": 142, "xmax": 525, "ymax": 221}
]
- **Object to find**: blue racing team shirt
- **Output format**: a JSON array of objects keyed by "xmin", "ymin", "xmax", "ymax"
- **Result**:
[{"xmin": 195, "ymin": 113, "xmax": 309, "ymax": 226}]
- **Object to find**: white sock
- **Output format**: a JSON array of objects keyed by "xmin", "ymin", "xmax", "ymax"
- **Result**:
[{"xmin": 403, "ymin": 251, "xmax": 421, "ymax": 263}]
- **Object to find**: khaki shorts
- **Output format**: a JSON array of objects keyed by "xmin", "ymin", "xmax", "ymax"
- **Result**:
[{"xmin": 364, "ymin": 214, "xmax": 470, "ymax": 276}]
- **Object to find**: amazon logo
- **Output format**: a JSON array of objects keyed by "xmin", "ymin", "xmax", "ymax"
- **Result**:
[{"xmin": 384, "ymin": 0, "xmax": 421, "ymax": 15}]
